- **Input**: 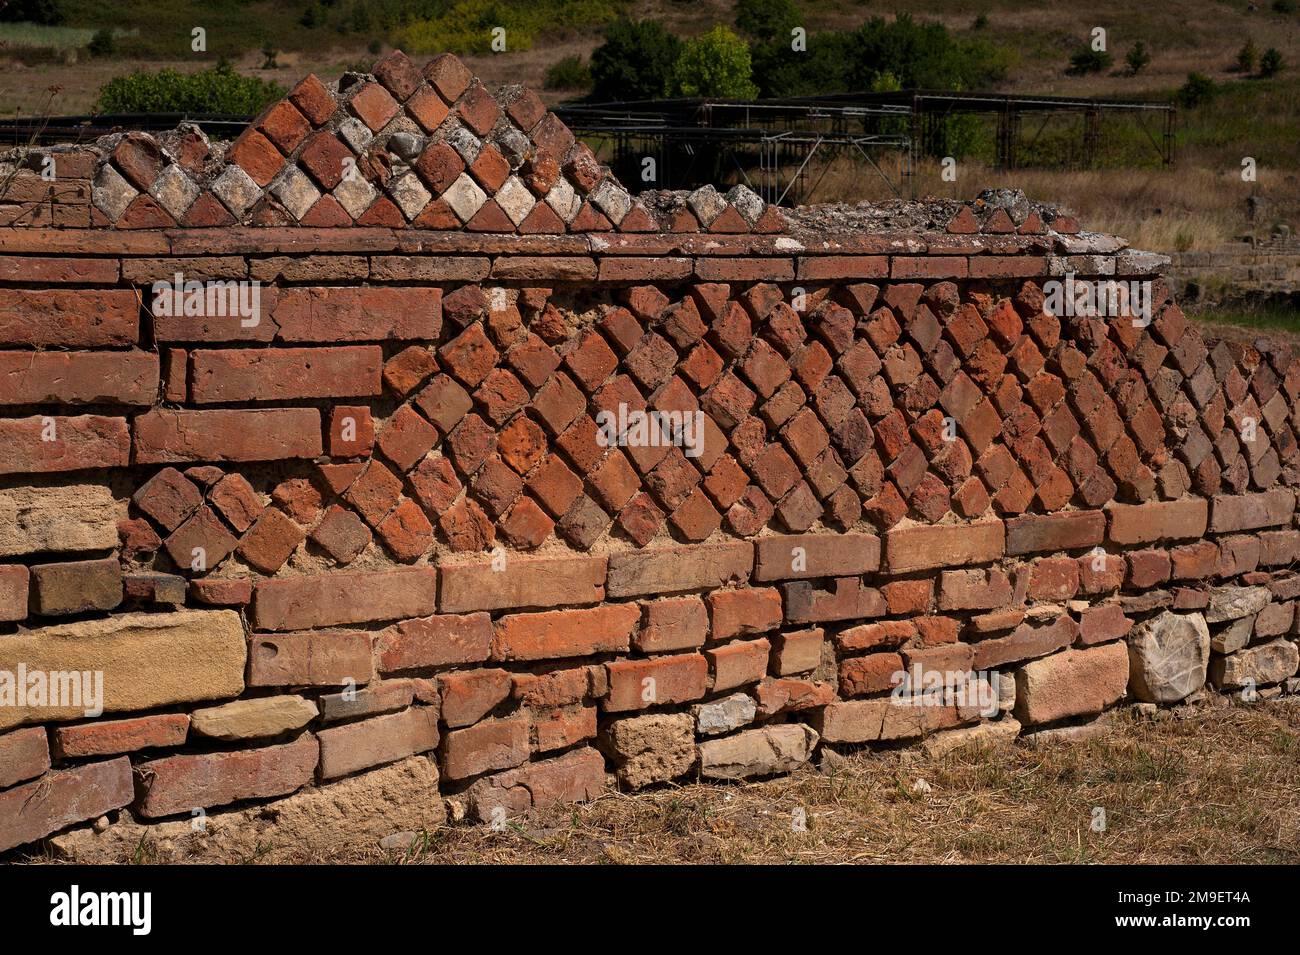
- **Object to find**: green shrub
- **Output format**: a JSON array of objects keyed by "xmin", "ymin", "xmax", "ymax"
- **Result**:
[
  {"xmin": 735, "ymin": 0, "xmax": 799, "ymax": 42},
  {"xmin": 1125, "ymin": 41, "xmax": 1150, "ymax": 76},
  {"xmin": 95, "ymin": 64, "xmax": 286, "ymax": 115},
  {"xmin": 1067, "ymin": 45, "xmax": 1112, "ymax": 75},
  {"xmin": 1177, "ymin": 72, "xmax": 1216, "ymax": 108},
  {"xmin": 87, "ymin": 28, "xmax": 114, "ymax": 58},
  {"xmin": 545, "ymin": 54, "xmax": 592, "ymax": 91},
  {"xmin": 1236, "ymin": 41, "xmax": 1257, "ymax": 74},
  {"xmin": 1260, "ymin": 47, "xmax": 1285, "ymax": 77},
  {"xmin": 590, "ymin": 18, "xmax": 681, "ymax": 100},
  {"xmin": 668, "ymin": 24, "xmax": 759, "ymax": 98}
]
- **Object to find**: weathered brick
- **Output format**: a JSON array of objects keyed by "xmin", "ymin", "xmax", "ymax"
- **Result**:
[
  {"xmin": 0, "ymin": 414, "xmax": 130, "ymax": 474},
  {"xmin": 52, "ymin": 714, "xmax": 189, "ymax": 759},
  {"xmin": 377, "ymin": 612, "xmax": 492, "ymax": 671},
  {"xmin": 318, "ymin": 707, "xmax": 439, "ymax": 780},
  {"xmin": 885, "ymin": 520, "xmax": 1005, "ymax": 573},
  {"xmin": 0, "ymin": 726, "xmax": 50, "ymax": 789},
  {"xmin": 253, "ymin": 568, "xmax": 437, "ymax": 630},
  {"xmin": 190, "ymin": 346, "xmax": 382, "ymax": 402},
  {"xmin": 708, "ymin": 587, "xmax": 782, "ymax": 639},
  {"xmin": 0, "ymin": 350, "xmax": 158, "ymax": 406},
  {"xmin": 753, "ymin": 532, "xmax": 881, "ymax": 581},
  {"xmin": 1004, "ymin": 510, "xmax": 1104, "ymax": 555},
  {"xmin": 493, "ymin": 603, "xmax": 638, "ymax": 661},
  {"xmin": 0, "ymin": 565, "xmax": 28, "ymax": 622},
  {"xmin": 637, "ymin": 596, "xmax": 708, "ymax": 652},
  {"xmin": 0, "ymin": 757, "xmax": 133, "ymax": 852},
  {"xmin": 0, "ymin": 289, "xmax": 137, "ymax": 346},
  {"xmin": 606, "ymin": 542, "xmax": 753, "ymax": 597},
  {"xmin": 30, "ymin": 557, "xmax": 121, "ymax": 615},
  {"xmin": 1209, "ymin": 489, "xmax": 1294, "ymax": 533},
  {"xmin": 1014, "ymin": 642, "xmax": 1129, "ymax": 725},
  {"xmin": 439, "ymin": 553, "xmax": 606, "ymax": 612},
  {"xmin": 1106, "ymin": 499, "xmax": 1209, "ymax": 545},
  {"xmin": 605, "ymin": 654, "xmax": 709, "ymax": 711},
  {"xmin": 249, "ymin": 630, "xmax": 373, "ymax": 686},
  {"xmin": 972, "ymin": 615, "xmax": 1078, "ymax": 670},
  {"xmin": 440, "ymin": 716, "xmax": 530, "ymax": 780},
  {"xmin": 135, "ymin": 408, "xmax": 321, "ymax": 463},
  {"xmin": 707, "ymin": 638, "xmax": 771, "ymax": 691},
  {"xmin": 135, "ymin": 735, "xmax": 318, "ymax": 817}
]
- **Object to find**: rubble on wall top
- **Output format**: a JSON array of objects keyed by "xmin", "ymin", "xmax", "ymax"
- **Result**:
[{"xmin": 1, "ymin": 50, "xmax": 1098, "ymax": 242}]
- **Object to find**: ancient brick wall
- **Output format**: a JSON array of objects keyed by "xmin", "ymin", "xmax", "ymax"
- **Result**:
[{"xmin": 2, "ymin": 51, "xmax": 1299, "ymax": 854}]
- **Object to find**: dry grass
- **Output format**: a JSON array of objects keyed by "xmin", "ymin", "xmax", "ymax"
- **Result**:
[{"xmin": 280, "ymin": 698, "xmax": 1300, "ymax": 865}]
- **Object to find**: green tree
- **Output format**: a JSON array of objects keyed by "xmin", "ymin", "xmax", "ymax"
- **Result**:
[
  {"xmin": 669, "ymin": 24, "xmax": 759, "ymax": 98},
  {"xmin": 735, "ymin": 0, "xmax": 799, "ymax": 42},
  {"xmin": 1067, "ymin": 45, "xmax": 1112, "ymax": 75},
  {"xmin": 1260, "ymin": 47, "xmax": 1285, "ymax": 76},
  {"xmin": 1176, "ymin": 72, "xmax": 1215, "ymax": 108},
  {"xmin": 545, "ymin": 54, "xmax": 592, "ymax": 91},
  {"xmin": 1235, "ymin": 40, "xmax": 1258, "ymax": 73},
  {"xmin": 0, "ymin": 0, "xmax": 64, "ymax": 24},
  {"xmin": 1125, "ymin": 41, "xmax": 1150, "ymax": 76},
  {"xmin": 87, "ymin": 29, "xmax": 115, "ymax": 58},
  {"xmin": 589, "ymin": 18, "xmax": 682, "ymax": 101}
]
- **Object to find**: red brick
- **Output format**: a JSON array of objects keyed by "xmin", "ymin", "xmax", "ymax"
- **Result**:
[
  {"xmin": 1004, "ymin": 510, "xmax": 1105, "ymax": 555},
  {"xmin": 227, "ymin": 128, "xmax": 285, "ymax": 187},
  {"xmin": 135, "ymin": 735, "xmax": 317, "ymax": 817},
  {"xmin": 256, "ymin": 99, "xmax": 311, "ymax": 153},
  {"xmin": 289, "ymin": 73, "xmax": 338, "ymax": 125},
  {"xmin": 206, "ymin": 473, "xmax": 260, "ymax": 533},
  {"xmin": 439, "ymin": 553, "xmax": 606, "ymax": 612},
  {"xmin": 606, "ymin": 541, "xmax": 752, "ymax": 597},
  {"xmin": 253, "ymin": 567, "xmax": 437, "ymax": 630},
  {"xmin": 53, "ymin": 714, "xmax": 189, "ymax": 759},
  {"xmin": 883, "ymin": 578, "xmax": 934, "ymax": 614},
  {"xmin": 605, "ymin": 654, "xmax": 709, "ymax": 711},
  {"xmin": 438, "ymin": 497, "xmax": 495, "ymax": 551},
  {"xmin": 637, "ymin": 595, "xmax": 708, "ymax": 652},
  {"xmin": 0, "ymin": 726, "xmax": 49, "ymax": 789},
  {"xmin": 1106, "ymin": 499, "xmax": 1209, "ymax": 545},
  {"xmin": 238, "ymin": 507, "xmax": 305, "ymax": 573},
  {"xmin": 132, "ymin": 466, "xmax": 203, "ymax": 532},
  {"xmin": 318, "ymin": 706, "xmax": 439, "ymax": 780},
  {"xmin": 885, "ymin": 520, "xmax": 1004, "ymax": 573},
  {"xmin": 439, "ymin": 669, "xmax": 512, "ymax": 728},
  {"xmin": 0, "ymin": 349, "xmax": 156, "ymax": 406},
  {"xmin": 971, "ymin": 615, "xmax": 1077, "ymax": 669},
  {"xmin": 839, "ymin": 652, "xmax": 905, "ymax": 696},
  {"xmin": 249, "ymin": 630, "xmax": 373, "ymax": 686},
  {"xmin": 708, "ymin": 637, "xmax": 772, "ymax": 691},
  {"xmin": 376, "ymin": 612, "xmax": 492, "ymax": 672},
  {"xmin": 1027, "ymin": 555, "xmax": 1081, "ymax": 600},
  {"xmin": 160, "ymin": 505, "xmax": 235, "ymax": 572},
  {"xmin": 440, "ymin": 717, "xmax": 530, "ymax": 781},
  {"xmin": 0, "ymin": 757, "xmax": 133, "ymax": 852},
  {"xmin": 708, "ymin": 587, "xmax": 782, "ymax": 639},
  {"xmin": 190, "ymin": 346, "xmax": 380, "ymax": 403},
  {"xmin": 134, "ymin": 408, "xmax": 320, "ymax": 464},
  {"xmin": 1209, "ymin": 489, "xmax": 1294, "ymax": 533},
  {"xmin": 493, "ymin": 603, "xmax": 638, "ymax": 661}
]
